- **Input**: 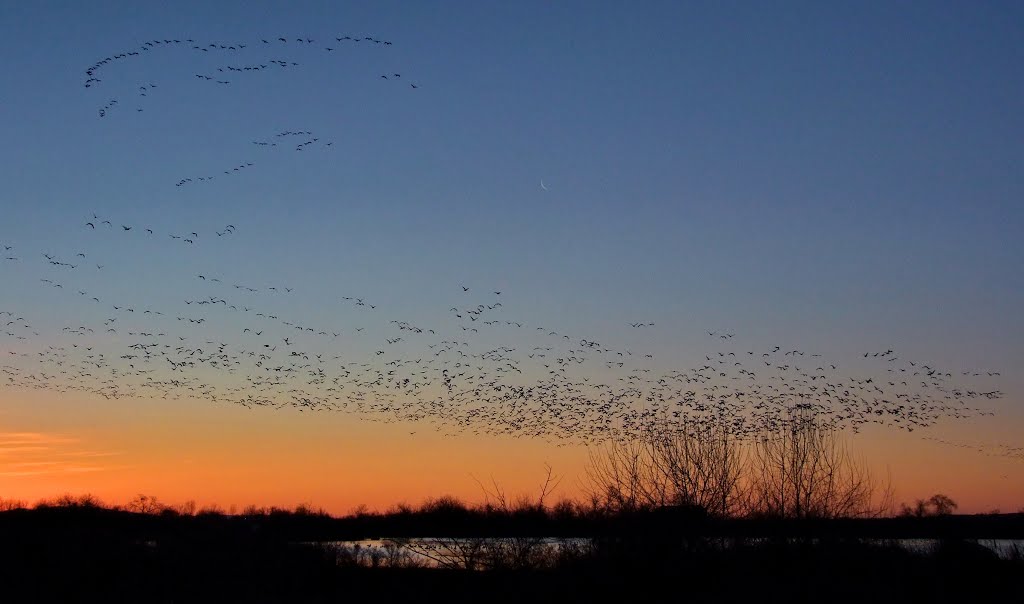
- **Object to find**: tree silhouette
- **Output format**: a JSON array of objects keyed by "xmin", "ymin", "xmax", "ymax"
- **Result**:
[
  {"xmin": 584, "ymin": 415, "xmax": 746, "ymax": 516},
  {"xmin": 749, "ymin": 407, "xmax": 890, "ymax": 519},
  {"xmin": 899, "ymin": 493, "xmax": 959, "ymax": 517}
]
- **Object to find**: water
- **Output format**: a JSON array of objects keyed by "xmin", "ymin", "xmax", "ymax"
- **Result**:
[
  {"xmin": 311, "ymin": 537, "xmax": 588, "ymax": 569},
  {"xmin": 310, "ymin": 537, "xmax": 1023, "ymax": 568}
]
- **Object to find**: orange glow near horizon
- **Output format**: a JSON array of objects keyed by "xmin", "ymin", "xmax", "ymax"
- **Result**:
[{"xmin": 2, "ymin": 388, "xmax": 1022, "ymax": 515}]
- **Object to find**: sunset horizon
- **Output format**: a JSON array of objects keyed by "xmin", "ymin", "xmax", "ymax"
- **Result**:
[{"xmin": 1, "ymin": 2, "xmax": 1022, "ymax": 601}]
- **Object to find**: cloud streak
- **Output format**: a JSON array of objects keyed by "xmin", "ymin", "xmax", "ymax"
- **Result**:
[{"xmin": 0, "ymin": 430, "xmax": 121, "ymax": 478}]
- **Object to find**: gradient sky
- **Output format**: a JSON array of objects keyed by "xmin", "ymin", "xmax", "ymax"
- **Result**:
[{"xmin": 1, "ymin": 1, "xmax": 1022, "ymax": 514}]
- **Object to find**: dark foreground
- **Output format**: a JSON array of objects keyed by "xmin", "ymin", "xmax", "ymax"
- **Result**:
[{"xmin": 1, "ymin": 507, "xmax": 1022, "ymax": 603}]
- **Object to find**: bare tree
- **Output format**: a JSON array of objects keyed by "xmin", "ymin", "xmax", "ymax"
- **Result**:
[
  {"xmin": 584, "ymin": 438, "xmax": 662, "ymax": 512},
  {"xmin": 0, "ymin": 498, "xmax": 26, "ymax": 511},
  {"xmin": 485, "ymin": 465, "xmax": 563, "ymax": 569},
  {"xmin": 380, "ymin": 538, "xmax": 426, "ymax": 568},
  {"xmin": 899, "ymin": 493, "xmax": 958, "ymax": 517},
  {"xmin": 403, "ymin": 535, "xmax": 490, "ymax": 570},
  {"xmin": 37, "ymin": 493, "xmax": 103, "ymax": 509},
  {"xmin": 586, "ymin": 408, "xmax": 891, "ymax": 520},
  {"xmin": 748, "ymin": 407, "xmax": 889, "ymax": 519},
  {"xmin": 177, "ymin": 499, "xmax": 197, "ymax": 516},
  {"xmin": 124, "ymin": 494, "xmax": 165, "ymax": 514},
  {"xmin": 647, "ymin": 416, "xmax": 748, "ymax": 516},
  {"xmin": 927, "ymin": 494, "xmax": 958, "ymax": 516},
  {"xmin": 584, "ymin": 415, "xmax": 747, "ymax": 517}
]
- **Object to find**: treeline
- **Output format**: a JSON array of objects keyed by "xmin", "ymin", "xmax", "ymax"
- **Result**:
[
  {"xmin": 2, "ymin": 492, "xmax": 1022, "ymax": 542},
  {"xmin": 2, "ymin": 410, "xmax": 1022, "ymax": 601},
  {"xmin": 1, "ymin": 495, "xmax": 1023, "ymax": 603},
  {"xmin": 3, "ymin": 408, "xmax": 1017, "ymax": 537}
]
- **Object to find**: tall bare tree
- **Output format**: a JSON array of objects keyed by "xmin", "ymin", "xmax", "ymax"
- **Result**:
[
  {"xmin": 647, "ymin": 417, "xmax": 748, "ymax": 516},
  {"xmin": 748, "ymin": 406, "xmax": 890, "ymax": 519},
  {"xmin": 584, "ymin": 414, "xmax": 747, "ymax": 517}
]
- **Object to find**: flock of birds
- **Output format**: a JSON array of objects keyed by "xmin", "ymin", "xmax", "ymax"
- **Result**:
[
  {"xmin": 83, "ymin": 33, "xmax": 411, "ymax": 116},
  {"xmin": 174, "ymin": 131, "xmax": 333, "ymax": 189},
  {"xmin": 0, "ymin": 33, "xmax": 1017, "ymax": 464},
  {"xmin": 83, "ymin": 34, "xmax": 414, "ymax": 188},
  {"xmin": 0, "ymin": 215, "xmax": 1011, "ymax": 456}
]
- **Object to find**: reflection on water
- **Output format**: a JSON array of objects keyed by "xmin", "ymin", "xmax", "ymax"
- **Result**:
[
  {"xmin": 897, "ymin": 538, "xmax": 1022, "ymax": 559},
  {"xmin": 311, "ymin": 537, "xmax": 589, "ymax": 570},
  {"xmin": 308, "ymin": 537, "xmax": 1023, "ymax": 569}
]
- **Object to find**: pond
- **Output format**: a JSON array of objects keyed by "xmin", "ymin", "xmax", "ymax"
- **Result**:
[{"xmin": 308, "ymin": 537, "xmax": 1023, "ymax": 569}]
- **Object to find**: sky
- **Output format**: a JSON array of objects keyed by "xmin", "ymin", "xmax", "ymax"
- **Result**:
[{"xmin": 0, "ymin": 1, "xmax": 1022, "ymax": 514}]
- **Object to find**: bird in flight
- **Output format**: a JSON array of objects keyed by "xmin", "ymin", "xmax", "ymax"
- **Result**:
[{"xmin": 540, "ymin": 180, "xmax": 549, "ymax": 191}]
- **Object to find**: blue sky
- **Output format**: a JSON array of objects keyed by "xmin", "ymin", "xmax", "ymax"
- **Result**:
[{"xmin": 1, "ymin": 1, "xmax": 1022, "ymax": 474}]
